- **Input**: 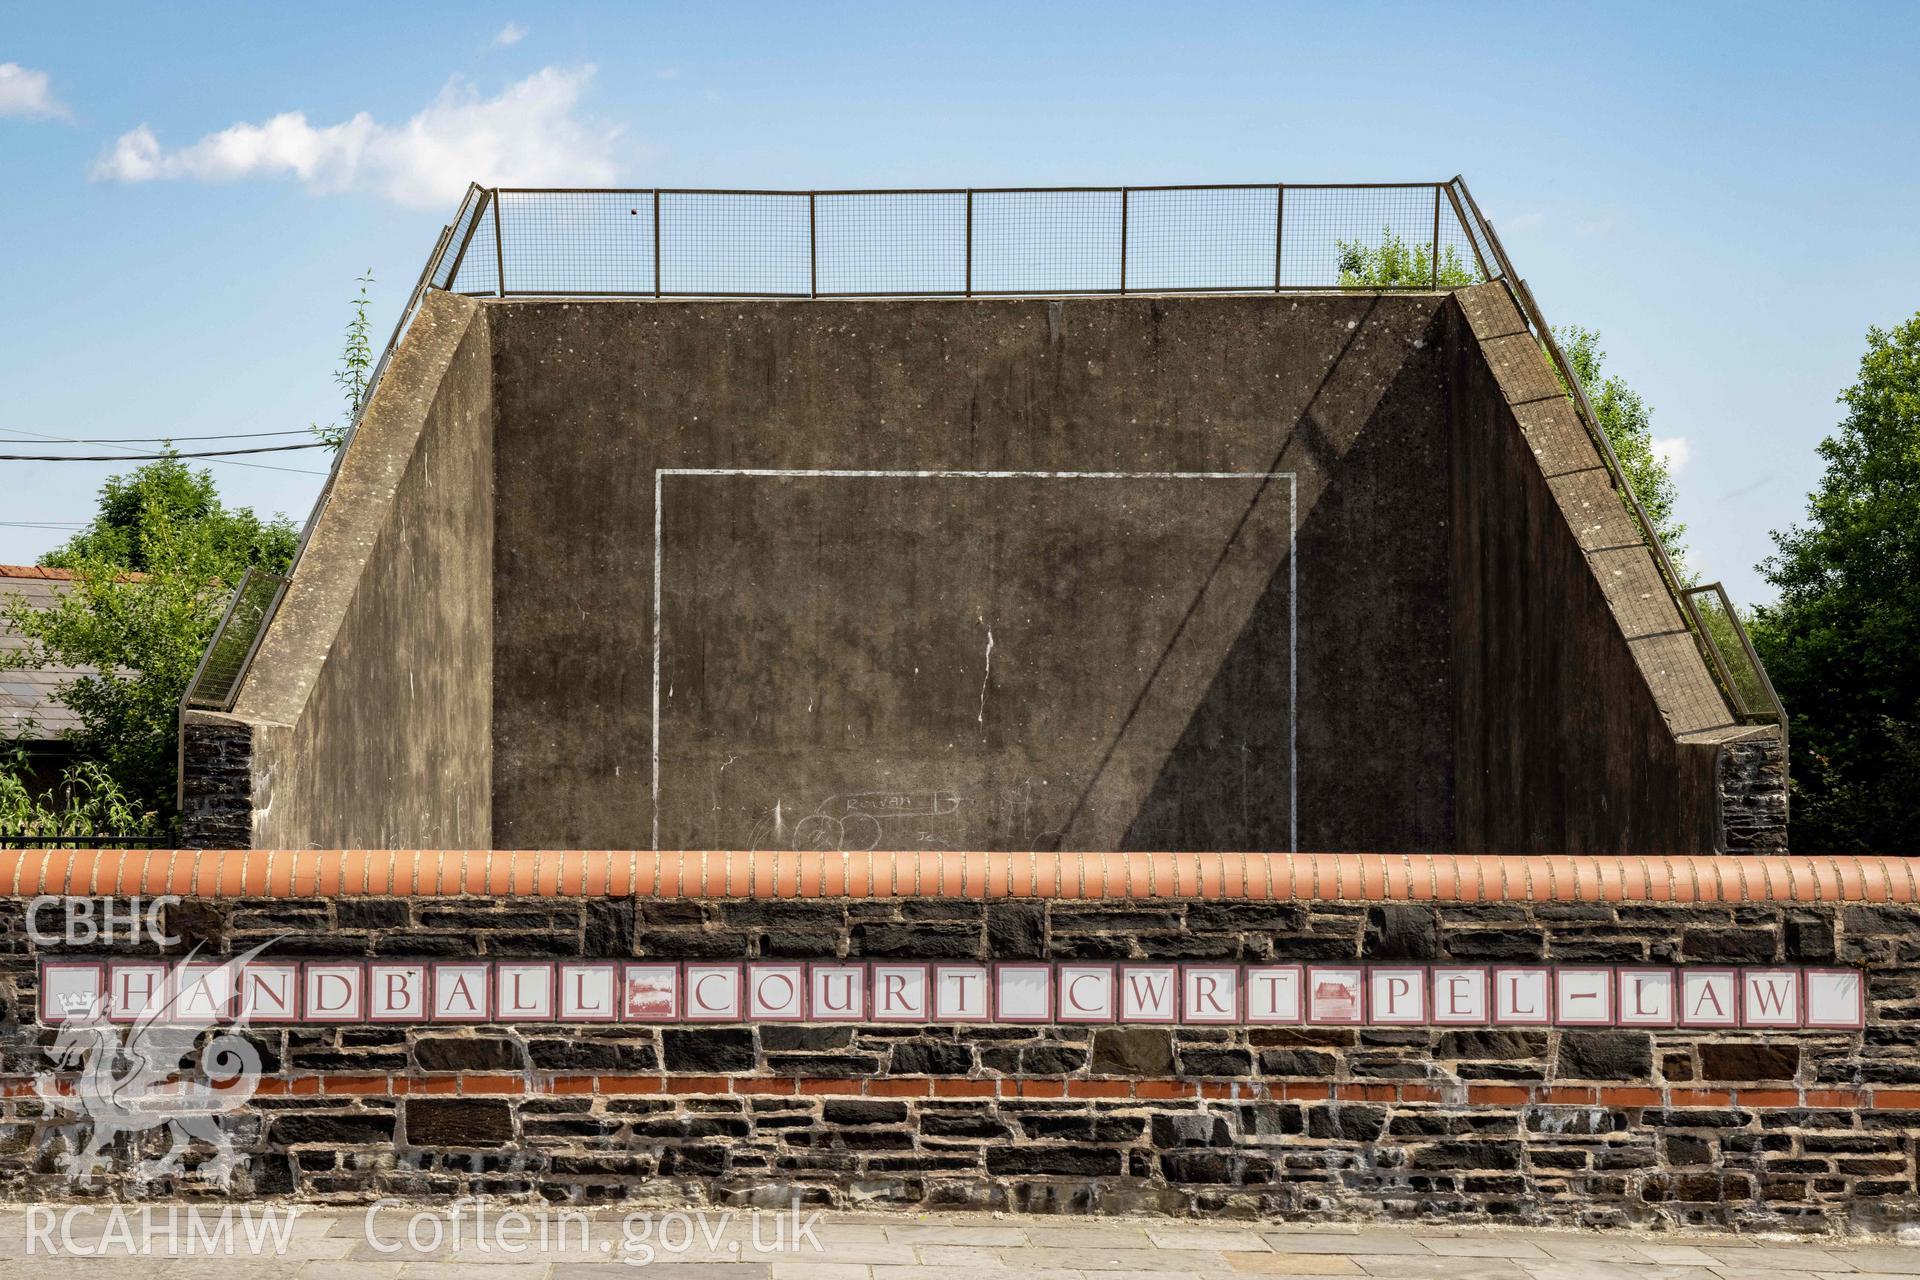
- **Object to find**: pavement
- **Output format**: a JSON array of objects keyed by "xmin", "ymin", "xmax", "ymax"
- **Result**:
[{"xmin": 6, "ymin": 1208, "xmax": 1920, "ymax": 1279}]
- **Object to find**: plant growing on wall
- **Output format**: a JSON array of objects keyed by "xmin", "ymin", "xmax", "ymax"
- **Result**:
[
  {"xmin": 311, "ymin": 270, "xmax": 375, "ymax": 450},
  {"xmin": 1336, "ymin": 229, "xmax": 1478, "ymax": 288}
]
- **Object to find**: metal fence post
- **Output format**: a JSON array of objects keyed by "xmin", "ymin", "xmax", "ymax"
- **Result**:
[
  {"xmin": 653, "ymin": 191, "xmax": 662, "ymax": 298},
  {"xmin": 1431, "ymin": 184, "xmax": 1442, "ymax": 288},
  {"xmin": 964, "ymin": 190, "xmax": 973, "ymax": 298},
  {"xmin": 1119, "ymin": 188, "xmax": 1129, "ymax": 295},
  {"xmin": 809, "ymin": 192, "xmax": 818, "ymax": 299},
  {"xmin": 492, "ymin": 190, "xmax": 506, "ymax": 297},
  {"xmin": 1274, "ymin": 185, "xmax": 1285, "ymax": 291}
]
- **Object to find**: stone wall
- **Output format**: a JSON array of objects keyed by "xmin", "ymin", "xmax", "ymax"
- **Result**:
[{"xmin": 5, "ymin": 888, "xmax": 1915, "ymax": 1233}]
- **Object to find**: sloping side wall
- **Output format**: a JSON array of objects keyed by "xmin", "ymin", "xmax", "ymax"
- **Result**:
[
  {"xmin": 1445, "ymin": 283, "xmax": 1775, "ymax": 853},
  {"xmin": 181, "ymin": 291, "xmax": 495, "ymax": 848}
]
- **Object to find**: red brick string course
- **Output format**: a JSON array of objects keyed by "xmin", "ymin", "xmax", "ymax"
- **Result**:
[
  {"xmin": 10, "ymin": 1073, "xmax": 1913, "ymax": 1109},
  {"xmin": 4, "ymin": 849, "xmax": 1917, "ymax": 902}
]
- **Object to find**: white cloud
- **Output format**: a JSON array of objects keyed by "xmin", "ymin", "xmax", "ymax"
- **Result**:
[
  {"xmin": 0, "ymin": 62, "xmax": 67, "ymax": 119},
  {"xmin": 1652, "ymin": 436, "xmax": 1692, "ymax": 475},
  {"xmin": 492, "ymin": 22, "xmax": 527, "ymax": 47},
  {"xmin": 92, "ymin": 66, "xmax": 619, "ymax": 208}
]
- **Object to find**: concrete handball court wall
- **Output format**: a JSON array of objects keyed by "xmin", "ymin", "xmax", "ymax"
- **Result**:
[
  {"xmin": 3, "ymin": 850, "xmax": 1913, "ymax": 1234},
  {"xmin": 180, "ymin": 282, "xmax": 1783, "ymax": 853}
]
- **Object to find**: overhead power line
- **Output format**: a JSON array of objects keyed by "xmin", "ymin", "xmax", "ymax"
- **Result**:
[
  {"xmin": 0, "ymin": 428, "xmax": 316, "ymax": 444},
  {"xmin": 0, "ymin": 442, "xmax": 332, "ymax": 462},
  {"xmin": 0, "ymin": 426, "xmax": 329, "ymax": 475}
]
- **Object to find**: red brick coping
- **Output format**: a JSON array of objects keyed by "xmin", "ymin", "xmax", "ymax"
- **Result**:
[{"xmin": 2, "ymin": 849, "xmax": 1914, "ymax": 903}]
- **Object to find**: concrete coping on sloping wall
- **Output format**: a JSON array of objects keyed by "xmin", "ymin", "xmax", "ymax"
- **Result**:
[{"xmin": 3, "ymin": 849, "xmax": 1913, "ymax": 902}]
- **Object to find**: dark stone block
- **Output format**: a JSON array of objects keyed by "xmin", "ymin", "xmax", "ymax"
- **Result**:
[
  {"xmin": 584, "ymin": 899, "xmax": 635, "ymax": 955},
  {"xmin": 1407, "ymin": 1142, "xmax": 1522, "ymax": 1171},
  {"xmin": 722, "ymin": 901, "xmax": 846, "ymax": 928},
  {"xmin": 1268, "ymin": 936, "xmax": 1363, "ymax": 961},
  {"xmin": 338, "ymin": 900, "xmax": 410, "ymax": 930},
  {"xmin": 638, "ymin": 930, "xmax": 752, "ymax": 958},
  {"xmin": 850, "ymin": 924, "xmax": 981, "ymax": 958},
  {"xmin": 526, "ymin": 1038, "xmax": 657, "ymax": 1071},
  {"xmin": 403, "ymin": 1099, "xmax": 514, "ymax": 1147},
  {"xmin": 891, "ymin": 1043, "xmax": 974, "ymax": 1075},
  {"xmin": 1179, "ymin": 1048, "xmax": 1254, "ymax": 1076},
  {"xmin": 1844, "ymin": 906, "xmax": 1920, "ymax": 936},
  {"xmin": 1159, "ymin": 1151, "xmax": 1241, "ymax": 1183},
  {"xmin": 759, "ymin": 931, "xmax": 843, "ymax": 957},
  {"xmin": 1663, "ymin": 1135, "xmax": 1714, "ymax": 1164},
  {"xmin": 1018, "ymin": 1114, "xmax": 1143, "ymax": 1142},
  {"xmin": 1364, "ymin": 905, "xmax": 1441, "ymax": 960},
  {"xmin": 1440, "ymin": 1029, "xmax": 1549, "ymax": 1059},
  {"xmin": 1151, "ymin": 1113, "xmax": 1231, "ymax": 1147},
  {"xmin": 1682, "ymin": 930, "xmax": 1776, "ymax": 964},
  {"xmin": 413, "ymin": 1037, "xmax": 525, "ymax": 1072},
  {"xmin": 1186, "ymin": 903, "xmax": 1306, "ymax": 932},
  {"xmin": 640, "ymin": 901, "xmax": 707, "ymax": 925},
  {"xmin": 986, "ymin": 904, "xmax": 1046, "ymax": 959},
  {"xmin": 1785, "ymin": 917, "xmax": 1836, "ymax": 962},
  {"xmin": 1445, "ymin": 930, "xmax": 1546, "ymax": 960},
  {"xmin": 1642, "ymin": 1109, "xmax": 1752, "ymax": 1127},
  {"xmin": 763, "ymin": 1026, "xmax": 854, "ymax": 1052},
  {"xmin": 1557, "ymin": 1032, "xmax": 1652, "ymax": 1081},
  {"xmin": 1306, "ymin": 1105, "xmax": 1386, "ymax": 1142},
  {"xmin": 275, "ymin": 1113, "xmax": 396, "ymax": 1145},
  {"xmin": 986, "ymin": 1147, "xmax": 1121, "ymax": 1176},
  {"xmin": 921, "ymin": 1112, "xmax": 1011, "ymax": 1139},
  {"xmin": 1091, "ymin": 1028, "xmax": 1175, "ymax": 1076},
  {"xmin": 823, "ymin": 1101, "xmax": 908, "ymax": 1126},
  {"xmin": 1258, "ymin": 1049, "xmax": 1337, "ymax": 1077},
  {"xmin": 662, "ymin": 1028, "xmax": 756, "ymax": 1072},
  {"xmin": 1700, "ymin": 1042, "xmax": 1799, "ymax": 1082},
  {"xmin": 1021, "ymin": 1046, "xmax": 1087, "ymax": 1074}
]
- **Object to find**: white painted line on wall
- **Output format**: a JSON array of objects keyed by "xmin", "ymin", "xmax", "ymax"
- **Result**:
[{"xmin": 652, "ymin": 469, "xmax": 1298, "ymax": 853}]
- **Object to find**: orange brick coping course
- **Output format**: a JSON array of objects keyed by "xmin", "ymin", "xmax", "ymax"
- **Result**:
[
  {"xmin": 11, "ymin": 1073, "xmax": 1917, "ymax": 1110},
  {"xmin": 1, "ymin": 849, "xmax": 1915, "ymax": 903}
]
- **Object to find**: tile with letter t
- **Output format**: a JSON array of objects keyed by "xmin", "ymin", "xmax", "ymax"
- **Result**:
[{"xmin": 1245, "ymin": 965, "xmax": 1303, "ymax": 1024}]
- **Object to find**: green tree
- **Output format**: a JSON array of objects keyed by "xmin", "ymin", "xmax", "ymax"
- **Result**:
[
  {"xmin": 1337, "ymin": 229, "xmax": 1478, "ymax": 288},
  {"xmin": 1, "ymin": 455, "xmax": 298, "ymax": 834},
  {"xmin": 1557, "ymin": 326, "xmax": 1688, "ymax": 568},
  {"xmin": 1751, "ymin": 310, "xmax": 1920, "ymax": 853}
]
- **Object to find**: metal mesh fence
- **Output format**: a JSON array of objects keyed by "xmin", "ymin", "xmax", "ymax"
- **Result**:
[
  {"xmin": 181, "ymin": 568, "xmax": 288, "ymax": 711},
  {"xmin": 815, "ymin": 191, "xmax": 968, "ymax": 296},
  {"xmin": 1684, "ymin": 584, "xmax": 1782, "ymax": 721},
  {"xmin": 1125, "ymin": 186, "xmax": 1279, "ymax": 292},
  {"xmin": 431, "ymin": 183, "xmax": 1496, "ymax": 299}
]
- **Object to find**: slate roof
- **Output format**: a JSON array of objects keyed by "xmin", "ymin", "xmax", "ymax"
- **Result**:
[{"xmin": 0, "ymin": 566, "xmax": 96, "ymax": 742}]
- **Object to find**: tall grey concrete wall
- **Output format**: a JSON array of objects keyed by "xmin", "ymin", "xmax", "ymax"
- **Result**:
[
  {"xmin": 182, "ymin": 292, "xmax": 495, "ymax": 848},
  {"xmin": 489, "ymin": 295, "xmax": 1458, "ymax": 852}
]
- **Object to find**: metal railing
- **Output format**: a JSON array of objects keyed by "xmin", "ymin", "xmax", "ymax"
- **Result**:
[
  {"xmin": 179, "ymin": 177, "xmax": 1784, "ymax": 739},
  {"xmin": 440, "ymin": 182, "xmax": 1486, "ymax": 297}
]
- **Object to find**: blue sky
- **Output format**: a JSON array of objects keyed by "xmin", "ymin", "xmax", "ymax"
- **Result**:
[{"xmin": 3, "ymin": 1, "xmax": 1916, "ymax": 604}]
